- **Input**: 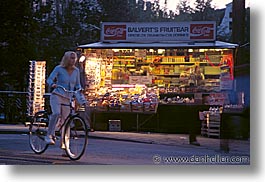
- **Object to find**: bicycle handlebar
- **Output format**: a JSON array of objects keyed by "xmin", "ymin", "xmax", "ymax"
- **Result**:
[{"xmin": 56, "ymin": 85, "xmax": 83, "ymax": 93}]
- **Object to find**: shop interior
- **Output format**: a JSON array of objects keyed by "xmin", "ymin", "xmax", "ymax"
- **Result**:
[{"xmin": 80, "ymin": 47, "xmax": 234, "ymax": 111}]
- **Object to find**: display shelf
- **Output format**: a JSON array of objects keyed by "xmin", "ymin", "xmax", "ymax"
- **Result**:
[
  {"xmin": 83, "ymin": 48, "xmax": 234, "ymax": 101},
  {"xmin": 113, "ymin": 59, "xmax": 135, "ymax": 62},
  {"xmin": 154, "ymin": 62, "xmax": 196, "ymax": 65},
  {"xmin": 27, "ymin": 60, "xmax": 46, "ymax": 116},
  {"xmin": 136, "ymin": 62, "xmax": 152, "ymax": 65},
  {"xmin": 152, "ymin": 62, "xmax": 222, "ymax": 65},
  {"xmin": 200, "ymin": 111, "xmax": 221, "ymax": 138},
  {"xmin": 199, "ymin": 62, "xmax": 222, "ymax": 66},
  {"xmin": 155, "ymin": 74, "xmax": 180, "ymax": 76},
  {"xmin": 113, "ymin": 65, "xmax": 135, "ymax": 67},
  {"xmin": 113, "ymin": 56, "xmax": 135, "ymax": 59}
]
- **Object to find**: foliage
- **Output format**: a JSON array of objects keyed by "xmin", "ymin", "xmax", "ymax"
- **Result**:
[
  {"xmin": 0, "ymin": 0, "xmax": 250, "ymax": 91},
  {"xmin": 0, "ymin": 0, "xmax": 36, "ymax": 90}
]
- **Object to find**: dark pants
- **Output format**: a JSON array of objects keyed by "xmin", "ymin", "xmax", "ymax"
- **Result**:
[
  {"xmin": 187, "ymin": 106, "xmax": 201, "ymax": 143},
  {"xmin": 189, "ymin": 120, "xmax": 200, "ymax": 142}
]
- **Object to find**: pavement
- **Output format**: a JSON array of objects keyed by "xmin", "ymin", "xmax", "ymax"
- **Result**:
[{"xmin": 0, "ymin": 123, "xmax": 250, "ymax": 155}]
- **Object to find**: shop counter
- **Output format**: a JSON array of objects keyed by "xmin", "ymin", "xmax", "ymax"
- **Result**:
[
  {"xmin": 91, "ymin": 109, "xmax": 159, "ymax": 132},
  {"xmin": 220, "ymin": 109, "xmax": 250, "ymax": 140},
  {"xmin": 157, "ymin": 104, "xmax": 210, "ymax": 133},
  {"xmin": 220, "ymin": 107, "xmax": 250, "ymax": 152},
  {"xmin": 91, "ymin": 104, "xmax": 211, "ymax": 134}
]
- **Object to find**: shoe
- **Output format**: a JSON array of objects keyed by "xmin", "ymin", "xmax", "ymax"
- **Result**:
[
  {"xmin": 190, "ymin": 141, "xmax": 200, "ymax": 146},
  {"xmin": 60, "ymin": 143, "xmax": 66, "ymax": 149},
  {"xmin": 62, "ymin": 150, "xmax": 75, "ymax": 158},
  {"xmin": 44, "ymin": 135, "xmax": 55, "ymax": 145}
]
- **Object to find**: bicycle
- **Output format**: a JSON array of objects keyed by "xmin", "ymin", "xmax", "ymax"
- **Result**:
[{"xmin": 27, "ymin": 85, "xmax": 89, "ymax": 160}]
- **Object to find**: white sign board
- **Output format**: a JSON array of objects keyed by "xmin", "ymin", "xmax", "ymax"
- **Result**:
[
  {"xmin": 129, "ymin": 76, "xmax": 152, "ymax": 85},
  {"xmin": 101, "ymin": 22, "xmax": 216, "ymax": 43},
  {"xmin": 129, "ymin": 76, "xmax": 141, "ymax": 85}
]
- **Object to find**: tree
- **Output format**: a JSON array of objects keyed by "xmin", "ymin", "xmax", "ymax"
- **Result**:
[
  {"xmin": 31, "ymin": 0, "xmax": 102, "ymax": 73},
  {"xmin": 177, "ymin": 0, "xmax": 192, "ymax": 14},
  {"xmin": 152, "ymin": 0, "xmax": 162, "ymax": 21},
  {"xmin": 174, "ymin": 0, "xmax": 193, "ymax": 21},
  {"xmin": 98, "ymin": 0, "xmax": 132, "ymax": 22},
  {"xmin": 245, "ymin": 7, "xmax": 250, "ymax": 44},
  {"xmin": 77, "ymin": 0, "xmax": 102, "ymax": 44},
  {"xmin": 0, "ymin": 0, "xmax": 105, "ymax": 91},
  {"xmin": 97, "ymin": 0, "xmax": 171, "ymax": 23},
  {"xmin": 192, "ymin": 0, "xmax": 215, "ymax": 21},
  {"xmin": 0, "ymin": 0, "xmax": 37, "ymax": 90}
]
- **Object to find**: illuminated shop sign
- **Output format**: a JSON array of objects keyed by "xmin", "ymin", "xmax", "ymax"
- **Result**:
[{"xmin": 101, "ymin": 22, "xmax": 216, "ymax": 43}]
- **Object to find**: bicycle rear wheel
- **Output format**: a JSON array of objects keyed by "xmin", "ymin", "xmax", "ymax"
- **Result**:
[
  {"xmin": 29, "ymin": 121, "xmax": 49, "ymax": 154},
  {"xmin": 63, "ymin": 115, "xmax": 88, "ymax": 160}
]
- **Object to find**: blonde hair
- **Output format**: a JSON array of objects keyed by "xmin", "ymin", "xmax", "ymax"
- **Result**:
[{"xmin": 60, "ymin": 51, "xmax": 77, "ymax": 67}]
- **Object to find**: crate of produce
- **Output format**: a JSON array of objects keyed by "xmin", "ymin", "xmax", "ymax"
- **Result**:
[
  {"xmin": 143, "ymin": 102, "xmax": 158, "ymax": 113},
  {"xmin": 108, "ymin": 105, "xmax": 121, "ymax": 111},
  {"xmin": 120, "ymin": 103, "xmax": 131, "ymax": 112},
  {"xmin": 201, "ymin": 120, "xmax": 220, "ymax": 138},
  {"xmin": 109, "ymin": 120, "xmax": 121, "ymax": 132},
  {"xmin": 131, "ymin": 102, "xmax": 144, "ymax": 112}
]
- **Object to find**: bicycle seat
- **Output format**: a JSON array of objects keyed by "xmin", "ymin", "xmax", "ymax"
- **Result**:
[
  {"xmin": 35, "ymin": 110, "xmax": 48, "ymax": 115},
  {"xmin": 34, "ymin": 110, "xmax": 49, "ymax": 123}
]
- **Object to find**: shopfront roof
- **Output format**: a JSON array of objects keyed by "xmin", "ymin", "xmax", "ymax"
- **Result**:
[{"xmin": 78, "ymin": 41, "xmax": 238, "ymax": 49}]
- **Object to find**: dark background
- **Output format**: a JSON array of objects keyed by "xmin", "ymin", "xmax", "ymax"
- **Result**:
[{"xmin": 0, "ymin": 0, "xmax": 249, "ymax": 91}]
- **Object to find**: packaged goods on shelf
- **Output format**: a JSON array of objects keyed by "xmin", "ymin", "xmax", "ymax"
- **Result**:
[
  {"xmin": 202, "ymin": 93, "xmax": 229, "ymax": 106},
  {"xmin": 223, "ymin": 104, "xmax": 244, "ymax": 113},
  {"xmin": 81, "ymin": 48, "xmax": 235, "ymax": 108},
  {"xmin": 200, "ymin": 107, "xmax": 222, "ymax": 138},
  {"xmin": 159, "ymin": 95, "xmax": 195, "ymax": 104}
]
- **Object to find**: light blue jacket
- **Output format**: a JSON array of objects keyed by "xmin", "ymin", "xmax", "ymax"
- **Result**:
[{"xmin": 47, "ymin": 65, "xmax": 82, "ymax": 98}]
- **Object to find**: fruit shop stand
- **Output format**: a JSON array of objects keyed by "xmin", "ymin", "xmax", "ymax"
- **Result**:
[
  {"xmin": 89, "ymin": 84, "xmax": 160, "ymax": 132},
  {"xmin": 77, "ymin": 21, "xmax": 239, "ymax": 134}
]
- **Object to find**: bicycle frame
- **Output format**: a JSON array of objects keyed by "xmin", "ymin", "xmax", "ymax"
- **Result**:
[{"xmin": 54, "ymin": 85, "xmax": 83, "ymax": 133}]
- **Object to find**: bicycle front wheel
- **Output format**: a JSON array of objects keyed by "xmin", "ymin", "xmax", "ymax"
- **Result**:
[
  {"xmin": 63, "ymin": 115, "xmax": 88, "ymax": 160},
  {"xmin": 29, "ymin": 122, "xmax": 49, "ymax": 154}
]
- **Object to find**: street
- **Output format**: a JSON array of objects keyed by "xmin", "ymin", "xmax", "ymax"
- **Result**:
[{"xmin": 0, "ymin": 134, "xmax": 249, "ymax": 165}]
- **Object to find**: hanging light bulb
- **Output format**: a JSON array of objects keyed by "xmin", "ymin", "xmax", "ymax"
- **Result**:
[{"xmin": 79, "ymin": 55, "xmax": 86, "ymax": 63}]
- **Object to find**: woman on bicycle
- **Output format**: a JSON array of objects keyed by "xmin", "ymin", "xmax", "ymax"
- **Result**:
[{"xmin": 45, "ymin": 51, "xmax": 88, "ymax": 150}]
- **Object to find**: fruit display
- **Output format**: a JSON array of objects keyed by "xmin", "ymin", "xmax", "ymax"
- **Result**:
[
  {"xmin": 82, "ymin": 48, "xmax": 235, "ymax": 109},
  {"xmin": 159, "ymin": 96, "xmax": 195, "ymax": 104},
  {"xmin": 89, "ymin": 85, "xmax": 159, "ymax": 113}
]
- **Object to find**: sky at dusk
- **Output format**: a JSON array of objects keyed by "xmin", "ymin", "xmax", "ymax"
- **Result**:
[{"xmin": 155, "ymin": 0, "xmax": 251, "ymax": 11}]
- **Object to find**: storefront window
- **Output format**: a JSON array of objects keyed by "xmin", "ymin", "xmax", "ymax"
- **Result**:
[
  {"xmin": 82, "ymin": 48, "xmax": 234, "ymax": 106},
  {"xmin": 83, "ymin": 48, "xmax": 233, "ymax": 90}
]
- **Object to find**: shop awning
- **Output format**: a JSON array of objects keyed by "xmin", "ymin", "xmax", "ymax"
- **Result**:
[{"xmin": 78, "ymin": 41, "xmax": 238, "ymax": 49}]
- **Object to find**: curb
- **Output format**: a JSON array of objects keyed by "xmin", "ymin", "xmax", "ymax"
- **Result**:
[
  {"xmin": 0, "ymin": 131, "xmax": 28, "ymax": 135},
  {"xmin": 88, "ymin": 134, "xmax": 155, "ymax": 144},
  {"xmin": 0, "ymin": 130, "xmax": 28, "ymax": 135},
  {"xmin": 0, "ymin": 129, "xmax": 154, "ymax": 145}
]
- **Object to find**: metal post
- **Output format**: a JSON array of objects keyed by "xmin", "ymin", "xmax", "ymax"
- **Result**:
[{"xmin": 136, "ymin": 113, "xmax": 139, "ymax": 132}]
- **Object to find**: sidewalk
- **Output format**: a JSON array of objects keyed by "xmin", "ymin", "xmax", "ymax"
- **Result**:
[{"xmin": 0, "ymin": 124, "xmax": 250, "ymax": 155}]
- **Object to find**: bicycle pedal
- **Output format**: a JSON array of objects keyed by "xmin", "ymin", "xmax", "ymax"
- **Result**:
[
  {"xmin": 52, "ymin": 136, "xmax": 60, "ymax": 140},
  {"xmin": 55, "ymin": 136, "xmax": 60, "ymax": 140}
]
